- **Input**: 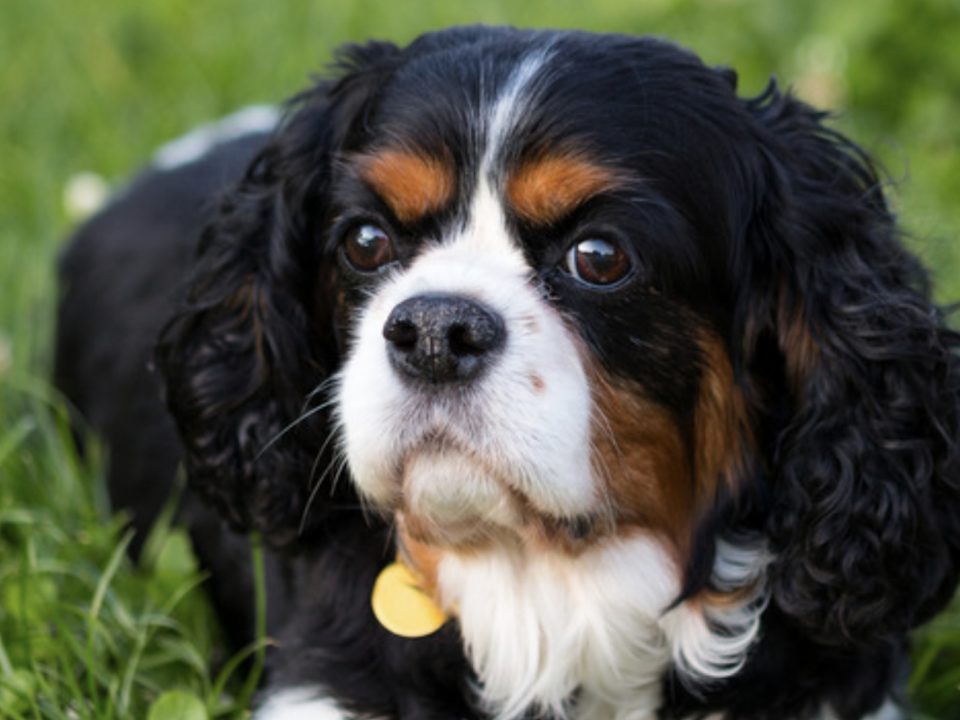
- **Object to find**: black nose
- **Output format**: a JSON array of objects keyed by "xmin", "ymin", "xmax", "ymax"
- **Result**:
[{"xmin": 383, "ymin": 293, "xmax": 506, "ymax": 384}]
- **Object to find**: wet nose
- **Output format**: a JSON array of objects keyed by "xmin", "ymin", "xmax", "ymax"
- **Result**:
[{"xmin": 382, "ymin": 293, "xmax": 506, "ymax": 384}]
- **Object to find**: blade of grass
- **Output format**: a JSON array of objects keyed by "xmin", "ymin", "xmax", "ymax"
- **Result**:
[
  {"xmin": 16, "ymin": 537, "xmax": 36, "ymax": 664},
  {"xmin": 0, "ymin": 635, "xmax": 12, "ymax": 676},
  {"xmin": 117, "ymin": 573, "xmax": 210, "ymax": 713},
  {"xmin": 236, "ymin": 532, "xmax": 267, "ymax": 710},
  {"xmin": 911, "ymin": 638, "xmax": 946, "ymax": 691},
  {"xmin": 206, "ymin": 639, "xmax": 271, "ymax": 716},
  {"xmin": 84, "ymin": 530, "xmax": 133, "ymax": 714},
  {"xmin": 0, "ymin": 416, "xmax": 34, "ymax": 469}
]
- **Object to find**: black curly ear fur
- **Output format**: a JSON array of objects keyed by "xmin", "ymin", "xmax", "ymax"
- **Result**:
[
  {"xmin": 738, "ymin": 81, "xmax": 960, "ymax": 646},
  {"xmin": 156, "ymin": 41, "xmax": 401, "ymax": 545}
]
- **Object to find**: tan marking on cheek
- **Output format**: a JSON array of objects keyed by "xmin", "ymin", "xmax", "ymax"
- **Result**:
[
  {"xmin": 356, "ymin": 148, "xmax": 455, "ymax": 223},
  {"xmin": 589, "ymin": 367, "xmax": 694, "ymax": 557},
  {"xmin": 506, "ymin": 153, "xmax": 621, "ymax": 224},
  {"xmin": 529, "ymin": 373, "xmax": 546, "ymax": 393},
  {"xmin": 587, "ymin": 332, "xmax": 752, "ymax": 560},
  {"xmin": 777, "ymin": 290, "xmax": 820, "ymax": 394},
  {"xmin": 693, "ymin": 331, "xmax": 753, "ymax": 499}
]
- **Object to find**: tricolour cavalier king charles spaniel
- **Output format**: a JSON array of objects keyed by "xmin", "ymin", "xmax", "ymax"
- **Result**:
[{"xmin": 55, "ymin": 26, "xmax": 960, "ymax": 720}]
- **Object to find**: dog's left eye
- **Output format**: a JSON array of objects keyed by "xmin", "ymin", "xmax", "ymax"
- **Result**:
[
  {"xmin": 563, "ymin": 237, "xmax": 633, "ymax": 287},
  {"xmin": 343, "ymin": 224, "xmax": 397, "ymax": 272}
]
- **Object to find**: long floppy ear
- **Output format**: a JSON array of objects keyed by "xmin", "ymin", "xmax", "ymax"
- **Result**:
[
  {"xmin": 740, "ymin": 81, "xmax": 960, "ymax": 645},
  {"xmin": 156, "ymin": 41, "xmax": 400, "ymax": 546}
]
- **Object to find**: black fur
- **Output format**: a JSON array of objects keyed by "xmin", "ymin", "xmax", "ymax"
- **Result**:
[{"xmin": 55, "ymin": 26, "xmax": 960, "ymax": 719}]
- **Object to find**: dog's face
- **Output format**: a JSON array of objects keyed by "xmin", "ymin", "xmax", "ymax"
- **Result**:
[
  {"xmin": 159, "ymin": 26, "xmax": 960, "ymax": 668},
  {"xmin": 332, "ymin": 36, "xmax": 749, "ymax": 557}
]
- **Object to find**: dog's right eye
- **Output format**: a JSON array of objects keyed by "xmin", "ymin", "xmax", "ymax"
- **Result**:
[{"xmin": 343, "ymin": 224, "xmax": 396, "ymax": 272}]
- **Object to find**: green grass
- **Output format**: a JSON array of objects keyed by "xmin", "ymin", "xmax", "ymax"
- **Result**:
[{"xmin": 2, "ymin": 0, "xmax": 959, "ymax": 717}]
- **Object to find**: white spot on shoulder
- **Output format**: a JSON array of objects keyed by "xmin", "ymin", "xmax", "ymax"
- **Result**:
[
  {"xmin": 63, "ymin": 171, "xmax": 110, "ymax": 221},
  {"xmin": 152, "ymin": 104, "xmax": 280, "ymax": 170},
  {"xmin": 254, "ymin": 688, "xmax": 366, "ymax": 720},
  {"xmin": 863, "ymin": 699, "xmax": 904, "ymax": 720},
  {"xmin": 818, "ymin": 697, "xmax": 903, "ymax": 720}
]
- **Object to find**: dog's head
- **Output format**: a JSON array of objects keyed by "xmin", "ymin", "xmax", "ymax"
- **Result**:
[{"xmin": 158, "ymin": 27, "xmax": 960, "ymax": 652}]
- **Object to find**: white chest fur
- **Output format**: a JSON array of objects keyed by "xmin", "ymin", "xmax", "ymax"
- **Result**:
[{"xmin": 438, "ymin": 535, "xmax": 684, "ymax": 720}]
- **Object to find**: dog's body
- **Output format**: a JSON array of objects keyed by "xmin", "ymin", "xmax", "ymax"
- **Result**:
[{"xmin": 55, "ymin": 27, "xmax": 960, "ymax": 720}]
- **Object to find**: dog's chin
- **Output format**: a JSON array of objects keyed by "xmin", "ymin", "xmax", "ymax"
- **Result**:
[
  {"xmin": 357, "ymin": 447, "xmax": 601, "ymax": 551},
  {"xmin": 395, "ymin": 449, "xmax": 524, "ymax": 548}
]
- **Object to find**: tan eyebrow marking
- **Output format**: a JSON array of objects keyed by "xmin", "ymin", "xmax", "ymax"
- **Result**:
[
  {"xmin": 356, "ymin": 149, "xmax": 456, "ymax": 223},
  {"xmin": 506, "ymin": 153, "xmax": 622, "ymax": 224}
]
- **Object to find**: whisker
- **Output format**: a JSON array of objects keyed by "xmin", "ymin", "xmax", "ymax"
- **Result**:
[
  {"xmin": 299, "ymin": 443, "xmax": 347, "ymax": 535},
  {"xmin": 327, "ymin": 442, "xmax": 352, "ymax": 497},
  {"xmin": 256, "ymin": 378, "xmax": 341, "ymax": 460},
  {"xmin": 308, "ymin": 427, "xmax": 342, "ymax": 485},
  {"xmin": 304, "ymin": 375, "xmax": 339, "ymax": 403},
  {"xmin": 255, "ymin": 402, "xmax": 329, "ymax": 460}
]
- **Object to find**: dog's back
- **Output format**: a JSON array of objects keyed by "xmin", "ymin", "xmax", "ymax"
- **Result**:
[{"xmin": 53, "ymin": 131, "xmax": 280, "ymax": 663}]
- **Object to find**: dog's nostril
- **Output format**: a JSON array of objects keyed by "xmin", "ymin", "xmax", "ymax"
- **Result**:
[
  {"xmin": 384, "ymin": 318, "xmax": 418, "ymax": 351},
  {"xmin": 448, "ymin": 322, "xmax": 489, "ymax": 357},
  {"xmin": 383, "ymin": 293, "xmax": 506, "ymax": 384}
]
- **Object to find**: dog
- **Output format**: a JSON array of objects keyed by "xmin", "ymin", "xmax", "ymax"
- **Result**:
[{"xmin": 54, "ymin": 26, "xmax": 960, "ymax": 720}]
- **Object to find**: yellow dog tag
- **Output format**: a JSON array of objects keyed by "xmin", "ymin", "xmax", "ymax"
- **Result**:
[{"xmin": 371, "ymin": 561, "xmax": 448, "ymax": 638}]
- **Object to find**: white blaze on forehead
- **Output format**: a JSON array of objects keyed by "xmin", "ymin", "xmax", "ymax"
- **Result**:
[
  {"xmin": 483, "ymin": 49, "xmax": 553, "ymax": 165},
  {"xmin": 442, "ymin": 47, "xmax": 554, "ymax": 267}
]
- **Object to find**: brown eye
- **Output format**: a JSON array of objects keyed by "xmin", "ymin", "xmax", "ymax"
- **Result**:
[
  {"xmin": 343, "ymin": 224, "xmax": 396, "ymax": 272},
  {"xmin": 563, "ymin": 237, "xmax": 633, "ymax": 287}
]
